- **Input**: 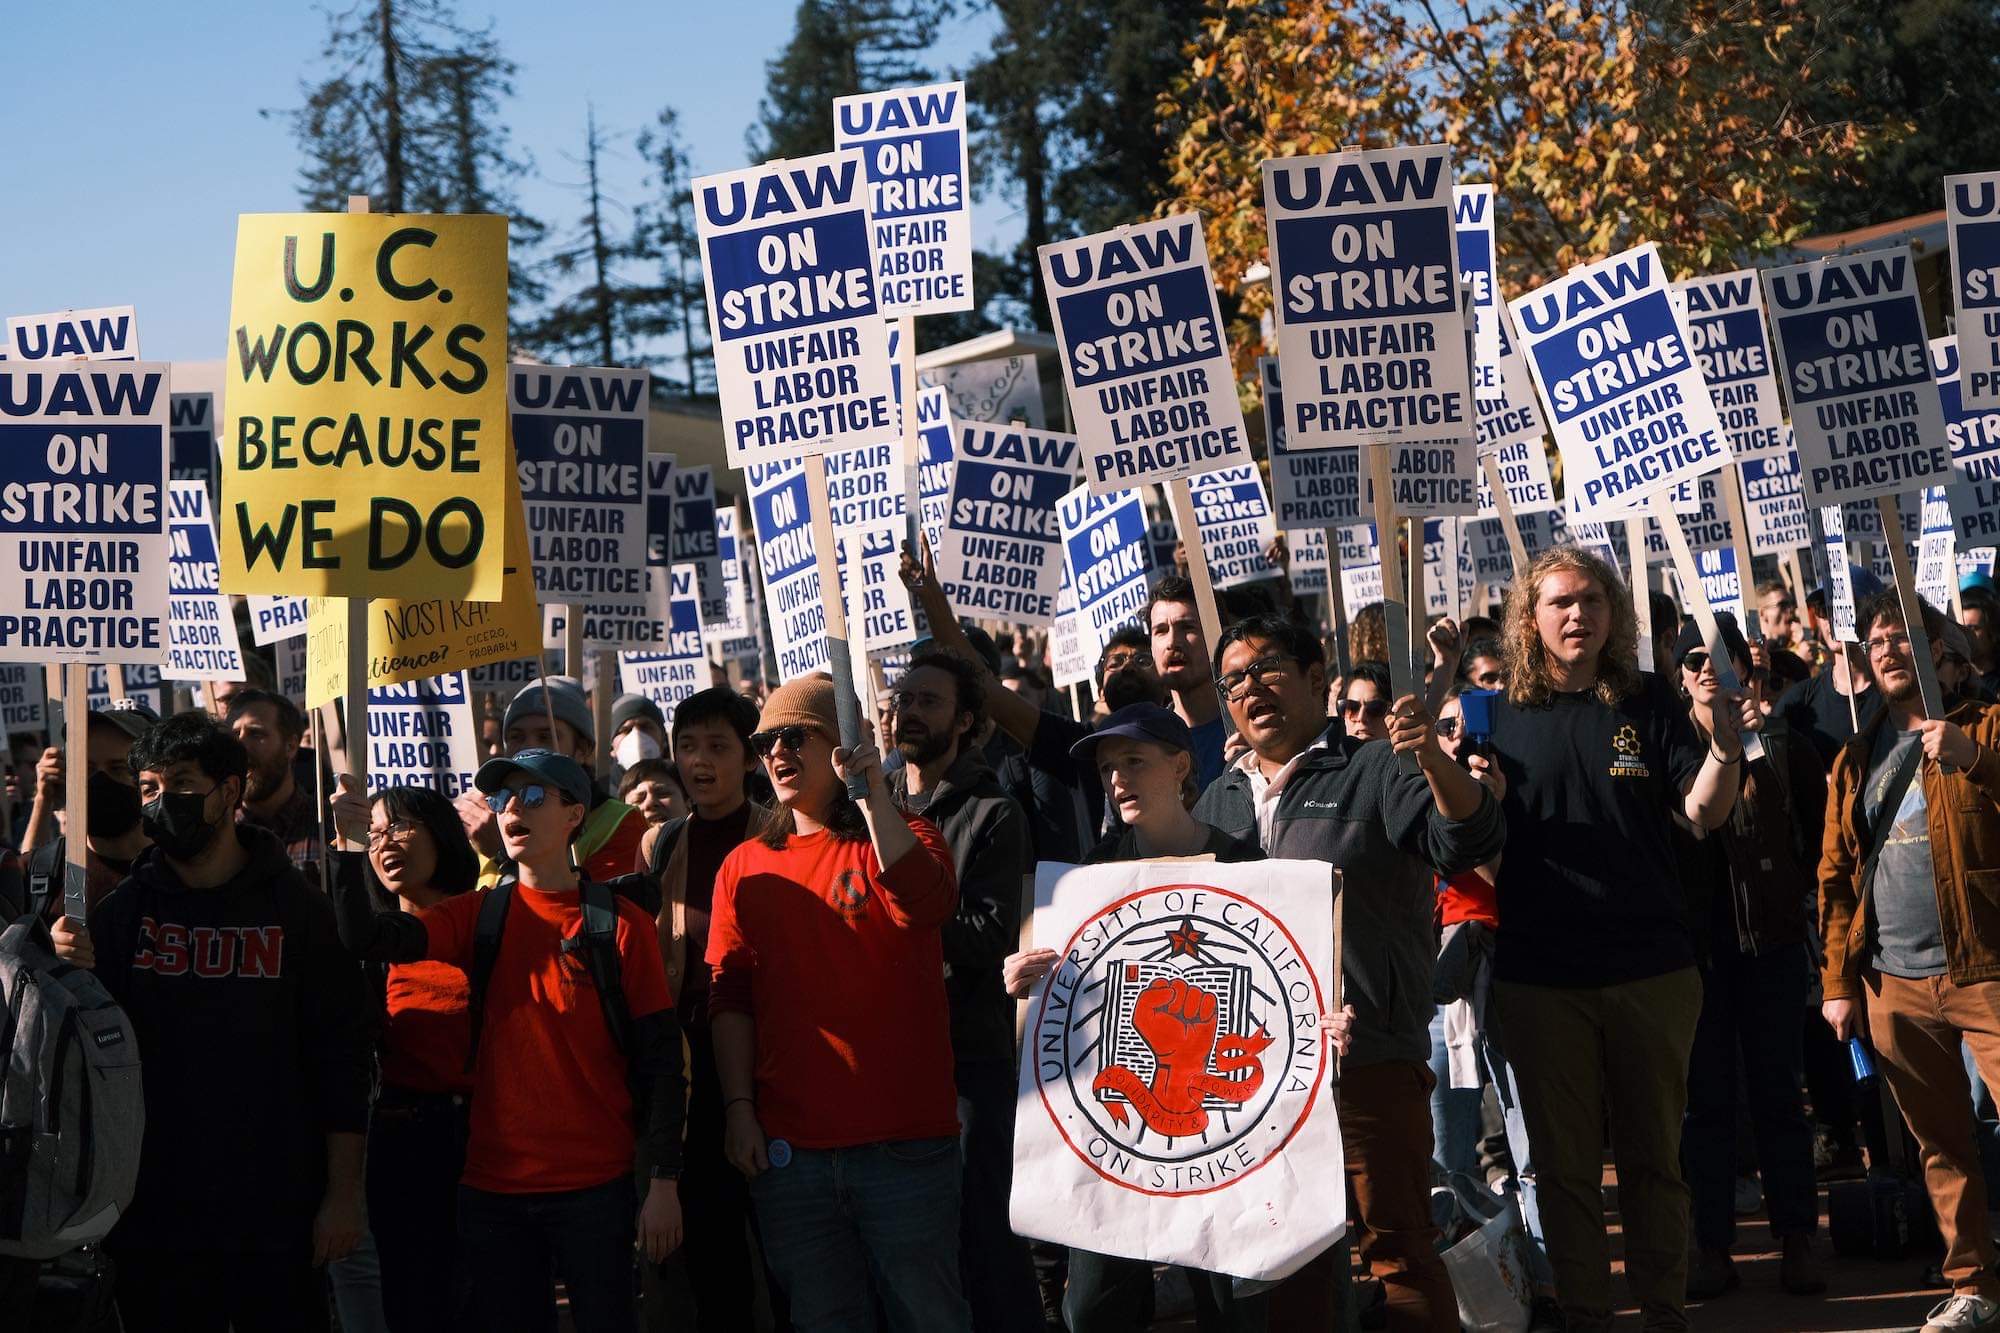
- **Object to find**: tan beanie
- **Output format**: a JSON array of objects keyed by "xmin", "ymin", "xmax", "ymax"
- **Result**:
[{"xmin": 758, "ymin": 672, "xmax": 840, "ymax": 740}]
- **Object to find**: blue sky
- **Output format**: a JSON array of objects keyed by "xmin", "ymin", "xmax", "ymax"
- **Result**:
[{"xmin": 0, "ymin": 2, "xmax": 1008, "ymax": 363}]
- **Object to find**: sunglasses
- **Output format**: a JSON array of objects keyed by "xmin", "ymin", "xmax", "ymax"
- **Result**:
[
  {"xmin": 750, "ymin": 725, "xmax": 814, "ymax": 757},
  {"xmin": 484, "ymin": 784, "xmax": 552, "ymax": 814},
  {"xmin": 1680, "ymin": 651, "xmax": 1711, "ymax": 673},
  {"xmin": 1339, "ymin": 698, "xmax": 1390, "ymax": 720}
]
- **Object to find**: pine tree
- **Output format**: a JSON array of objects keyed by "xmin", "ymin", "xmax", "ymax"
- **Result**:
[
  {"xmin": 522, "ymin": 108, "xmax": 646, "ymax": 368},
  {"xmin": 412, "ymin": 42, "xmax": 548, "ymax": 310},
  {"xmin": 630, "ymin": 107, "xmax": 714, "ymax": 398},
  {"xmin": 747, "ymin": 0, "xmax": 951, "ymax": 161}
]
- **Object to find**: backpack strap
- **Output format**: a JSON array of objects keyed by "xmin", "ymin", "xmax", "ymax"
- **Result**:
[
  {"xmin": 24, "ymin": 838, "xmax": 63, "ymax": 924},
  {"xmin": 1857, "ymin": 737, "xmax": 1925, "ymax": 905},
  {"xmin": 462, "ymin": 874, "xmax": 517, "ymax": 1076},
  {"xmin": 576, "ymin": 879, "xmax": 631, "ymax": 1057}
]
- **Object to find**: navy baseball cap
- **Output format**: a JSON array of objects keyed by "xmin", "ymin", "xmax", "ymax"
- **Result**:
[
  {"xmin": 1069, "ymin": 703, "xmax": 1193, "ymax": 762},
  {"xmin": 474, "ymin": 748, "xmax": 592, "ymax": 807}
]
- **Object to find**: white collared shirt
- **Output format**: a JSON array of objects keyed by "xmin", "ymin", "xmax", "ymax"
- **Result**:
[{"xmin": 1238, "ymin": 724, "xmax": 1336, "ymax": 849}]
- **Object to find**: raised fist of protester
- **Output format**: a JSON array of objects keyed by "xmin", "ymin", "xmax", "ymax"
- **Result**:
[
  {"xmin": 329, "ymin": 774, "xmax": 370, "ymax": 850},
  {"xmin": 34, "ymin": 746, "xmax": 61, "ymax": 804},
  {"xmin": 1387, "ymin": 694, "xmax": 1441, "ymax": 760},
  {"xmin": 1822, "ymin": 998, "xmax": 1858, "ymax": 1042},
  {"xmin": 1919, "ymin": 718, "xmax": 1978, "ymax": 770},
  {"xmin": 50, "ymin": 916, "xmax": 93, "ymax": 969},
  {"xmin": 1265, "ymin": 533, "xmax": 1290, "ymax": 571},
  {"xmin": 455, "ymin": 789, "xmax": 502, "ymax": 859},
  {"xmin": 1003, "ymin": 948, "xmax": 1059, "ymax": 1000},
  {"xmin": 1427, "ymin": 617, "xmax": 1464, "ymax": 676},
  {"xmin": 637, "ymin": 1179, "xmax": 684, "ymax": 1262},
  {"xmin": 1699, "ymin": 683, "xmax": 1744, "ymax": 760},
  {"xmin": 724, "ymin": 1101, "xmax": 770, "ymax": 1179},
  {"xmin": 833, "ymin": 737, "xmax": 887, "ymax": 797}
]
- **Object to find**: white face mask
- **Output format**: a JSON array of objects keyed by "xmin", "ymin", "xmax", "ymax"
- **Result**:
[{"xmin": 614, "ymin": 728, "xmax": 663, "ymax": 767}]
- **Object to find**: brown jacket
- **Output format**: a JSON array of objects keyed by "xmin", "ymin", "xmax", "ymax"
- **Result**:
[
  {"xmin": 1820, "ymin": 698, "xmax": 2000, "ymax": 1000},
  {"xmin": 650, "ymin": 803, "xmax": 769, "ymax": 1003}
]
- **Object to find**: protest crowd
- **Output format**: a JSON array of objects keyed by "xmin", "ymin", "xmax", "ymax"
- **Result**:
[{"xmin": 8, "ymin": 56, "xmax": 2000, "ymax": 1333}]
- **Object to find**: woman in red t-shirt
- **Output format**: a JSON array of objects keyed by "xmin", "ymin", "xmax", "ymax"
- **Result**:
[{"xmin": 708, "ymin": 673, "xmax": 973, "ymax": 1333}]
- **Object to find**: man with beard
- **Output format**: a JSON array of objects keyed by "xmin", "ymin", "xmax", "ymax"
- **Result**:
[
  {"xmin": 1821, "ymin": 591, "xmax": 2000, "ymax": 1333},
  {"xmin": 51, "ymin": 711, "xmax": 373, "ymax": 1331},
  {"xmin": 226, "ymin": 689, "xmax": 326, "ymax": 880},
  {"xmin": 887, "ymin": 651, "xmax": 1040, "ymax": 1333},
  {"xmin": 19, "ymin": 700, "xmax": 158, "ymax": 918},
  {"xmin": 1144, "ymin": 575, "xmax": 1228, "ymax": 788}
]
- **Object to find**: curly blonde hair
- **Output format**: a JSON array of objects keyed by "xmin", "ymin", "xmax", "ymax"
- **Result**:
[{"xmin": 1501, "ymin": 546, "xmax": 1642, "ymax": 708}]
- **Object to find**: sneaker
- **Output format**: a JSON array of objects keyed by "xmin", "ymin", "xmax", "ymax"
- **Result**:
[
  {"xmin": 1733, "ymin": 1174, "xmax": 1763, "ymax": 1216},
  {"xmin": 1780, "ymin": 1234, "xmax": 1826, "ymax": 1295},
  {"xmin": 1686, "ymin": 1247, "xmax": 1739, "ymax": 1301},
  {"xmin": 1924, "ymin": 1293, "xmax": 2000, "ymax": 1331}
]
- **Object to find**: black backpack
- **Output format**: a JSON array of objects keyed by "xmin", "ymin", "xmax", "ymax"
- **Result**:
[
  {"xmin": 19, "ymin": 841, "xmax": 67, "ymax": 925},
  {"xmin": 463, "ymin": 870, "xmax": 636, "ymax": 1075}
]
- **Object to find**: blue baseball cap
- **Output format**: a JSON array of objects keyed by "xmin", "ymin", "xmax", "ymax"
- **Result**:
[
  {"xmin": 1069, "ymin": 703, "xmax": 1193, "ymax": 762},
  {"xmin": 473, "ymin": 747, "xmax": 592, "ymax": 807}
]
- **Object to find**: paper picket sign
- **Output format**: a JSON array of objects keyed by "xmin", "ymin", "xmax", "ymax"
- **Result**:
[
  {"xmin": 1466, "ymin": 518, "xmax": 1515, "ymax": 585},
  {"xmin": 618, "ymin": 567, "xmax": 707, "ymax": 725},
  {"xmin": 119, "ymin": 664, "xmax": 169, "ymax": 716},
  {"xmin": 1691, "ymin": 547, "xmax": 1746, "ymax": 626},
  {"xmin": 1048, "ymin": 580, "xmax": 1094, "ymax": 690},
  {"xmin": 163, "ymin": 482, "xmax": 247, "ymax": 682},
  {"xmin": 695, "ymin": 150, "xmax": 898, "ymax": 469},
  {"xmin": 1762, "ymin": 248, "xmax": 1951, "ymax": 509},
  {"xmin": 1013, "ymin": 858, "xmax": 1342, "ymax": 1281},
  {"xmin": 1381, "ymin": 436, "xmax": 1479, "ymax": 517},
  {"xmin": 1338, "ymin": 523, "xmax": 1384, "ymax": 605},
  {"xmin": 1673, "ymin": 268, "xmax": 1789, "ymax": 465},
  {"xmin": 1185, "ymin": 465, "xmax": 1280, "ymax": 590},
  {"xmin": 1264, "ymin": 358, "xmax": 1360, "ymax": 532},
  {"xmin": 832, "ymin": 81, "xmax": 974, "ymax": 317},
  {"xmin": 1146, "ymin": 517, "xmax": 1180, "ymax": 585},
  {"xmin": 6, "ymin": 306, "xmax": 139, "ymax": 361},
  {"xmin": 0, "ymin": 362, "xmax": 169, "ymax": 665},
  {"xmin": 703, "ymin": 507, "xmax": 755, "ymax": 647},
  {"xmin": 668, "ymin": 463, "xmax": 732, "ymax": 627},
  {"xmin": 1947, "ymin": 171, "xmax": 2000, "ymax": 411},
  {"xmin": 1475, "ymin": 436, "xmax": 1557, "ymax": 518},
  {"xmin": 169, "ymin": 391, "xmax": 217, "ymax": 492},
  {"xmin": 222, "ymin": 213, "xmax": 510, "ymax": 599},
  {"xmin": 1741, "ymin": 442, "xmax": 1811, "ymax": 557},
  {"xmin": 542, "ymin": 586, "xmax": 674, "ymax": 653},
  {"xmin": 1835, "ymin": 491, "xmax": 1920, "ymax": 544},
  {"xmin": 247, "ymin": 594, "xmax": 311, "ymax": 645},
  {"xmin": 1511, "ymin": 243, "xmax": 1729, "ymax": 516},
  {"xmin": 1821, "ymin": 505, "xmax": 1859, "ymax": 643},
  {"xmin": 1419, "ymin": 520, "xmax": 1452, "ymax": 617},
  {"xmin": 466, "ymin": 656, "xmax": 554, "ymax": 699},
  {"xmin": 1929, "ymin": 337, "xmax": 2000, "ymax": 551},
  {"xmin": 836, "ymin": 526, "xmax": 922, "ymax": 653},
  {"xmin": 1642, "ymin": 475, "xmax": 1734, "ymax": 565},
  {"xmin": 822, "ymin": 441, "xmax": 908, "ymax": 531},
  {"xmin": 745, "ymin": 459, "xmax": 831, "ymax": 678},
  {"xmin": 1454, "ymin": 186, "xmax": 1547, "ymax": 459},
  {"xmin": 275, "ymin": 636, "xmax": 309, "ymax": 706},
  {"xmin": 366, "ymin": 670, "xmax": 479, "ymax": 799},
  {"xmin": 1057, "ymin": 484, "xmax": 1155, "ymax": 663},
  {"xmin": 301, "ymin": 463, "xmax": 542, "ymax": 707},
  {"xmin": 83, "ymin": 665, "xmax": 114, "ymax": 712},
  {"xmin": 1287, "ymin": 528, "xmax": 1330, "ymax": 597},
  {"xmin": 1916, "ymin": 487, "xmax": 1957, "ymax": 609},
  {"xmin": 1961, "ymin": 548, "xmax": 1998, "ymax": 581},
  {"xmin": 1041, "ymin": 215, "xmax": 1250, "ymax": 494},
  {"xmin": 1262, "ymin": 145, "xmax": 1472, "ymax": 448},
  {"xmin": 0, "ymin": 666, "xmax": 46, "ymax": 732},
  {"xmin": 509, "ymin": 365, "xmax": 650, "ymax": 608},
  {"xmin": 917, "ymin": 385, "xmax": 956, "ymax": 556},
  {"xmin": 930, "ymin": 354, "xmax": 1044, "ymax": 428},
  {"xmin": 935, "ymin": 425, "xmax": 1079, "ymax": 626}
]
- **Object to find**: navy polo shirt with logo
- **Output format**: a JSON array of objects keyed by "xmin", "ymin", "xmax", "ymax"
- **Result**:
[{"xmin": 1488, "ymin": 672, "xmax": 1704, "ymax": 988}]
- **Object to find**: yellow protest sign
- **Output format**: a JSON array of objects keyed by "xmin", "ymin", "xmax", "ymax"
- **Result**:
[
  {"xmin": 306, "ymin": 449, "xmax": 540, "ymax": 707},
  {"xmin": 222, "ymin": 212, "xmax": 509, "ymax": 600}
]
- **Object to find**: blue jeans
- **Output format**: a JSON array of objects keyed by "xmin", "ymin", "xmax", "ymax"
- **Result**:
[
  {"xmin": 1429, "ymin": 1006, "xmax": 1485, "ymax": 1178},
  {"xmin": 459, "ymin": 1175, "xmax": 636, "ymax": 1333},
  {"xmin": 1483, "ymin": 1033, "xmax": 1556, "ymax": 1286},
  {"xmin": 957, "ymin": 1060, "xmax": 1044, "ymax": 1333},
  {"xmin": 1962, "ymin": 1038, "xmax": 2000, "ymax": 1196},
  {"xmin": 1682, "ymin": 944, "xmax": 1817, "ymax": 1250},
  {"xmin": 749, "ymin": 1136, "xmax": 972, "ymax": 1333},
  {"xmin": 328, "ymin": 1229, "xmax": 391, "ymax": 1333}
]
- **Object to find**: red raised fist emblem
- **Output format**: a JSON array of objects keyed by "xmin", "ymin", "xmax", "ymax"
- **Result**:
[{"xmin": 1094, "ymin": 976, "xmax": 1272, "ymax": 1137}]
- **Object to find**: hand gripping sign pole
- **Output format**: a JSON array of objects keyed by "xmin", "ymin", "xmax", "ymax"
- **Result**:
[{"xmin": 1648, "ymin": 491, "xmax": 1766, "ymax": 762}]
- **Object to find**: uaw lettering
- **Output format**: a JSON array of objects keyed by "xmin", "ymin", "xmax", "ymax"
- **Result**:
[
  {"xmin": 1512, "ymin": 242, "xmax": 1728, "ymax": 514},
  {"xmin": 367, "ymin": 670, "xmax": 478, "ymax": 798},
  {"xmin": 618, "ymin": 567, "xmax": 706, "ymax": 722},
  {"xmin": 696, "ymin": 150, "xmax": 897, "ymax": 467},
  {"xmin": 745, "ymin": 459, "xmax": 830, "ymax": 677},
  {"xmin": 832, "ymin": 81, "xmax": 973, "ymax": 316},
  {"xmin": 670, "ymin": 464, "xmax": 730, "ymax": 626},
  {"xmin": 1947, "ymin": 171, "xmax": 2000, "ymax": 410},
  {"xmin": 936, "ymin": 425, "xmax": 1078, "ymax": 626},
  {"xmin": 1475, "ymin": 435, "xmax": 1557, "ymax": 518},
  {"xmin": 164, "ymin": 481, "xmax": 246, "ymax": 681},
  {"xmin": 1189, "ymin": 465, "xmax": 1279, "ymax": 591},
  {"xmin": 1454, "ymin": 185, "xmax": 1546, "ymax": 458},
  {"xmin": 1262, "ymin": 144, "xmax": 1472, "ymax": 447},
  {"xmin": 1741, "ymin": 445, "xmax": 1811, "ymax": 556},
  {"xmin": 837, "ymin": 526, "xmax": 920, "ymax": 652},
  {"xmin": 1763, "ymin": 247, "xmax": 1951, "ymax": 508},
  {"xmin": 917, "ymin": 384, "xmax": 955, "ymax": 556},
  {"xmin": 1263, "ymin": 358, "xmax": 1359, "ymax": 532},
  {"xmin": 170, "ymin": 391, "xmax": 217, "ymax": 490},
  {"xmin": 0, "ymin": 364, "xmax": 169, "ymax": 664},
  {"xmin": 1057, "ymin": 484, "xmax": 1154, "ymax": 658},
  {"xmin": 1930, "ymin": 337, "xmax": 2000, "ymax": 546},
  {"xmin": 1673, "ymin": 269, "xmax": 1788, "ymax": 464},
  {"xmin": 7, "ymin": 305, "xmax": 139, "ymax": 361},
  {"xmin": 223, "ymin": 214, "xmax": 510, "ymax": 599},
  {"xmin": 510, "ymin": 365, "xmax": 650, "ymax": 607},
  {"xmin": 1041, "ymin": 215, "xmax": 1248, "ymax": 493}
]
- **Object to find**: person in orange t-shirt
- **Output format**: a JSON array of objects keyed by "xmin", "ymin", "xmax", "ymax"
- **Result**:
[
  {"xmin": 709, "ymin": 673, "xmax": 972, "ymax": 1333},
  {"xmin": 331, "ymin": 748, "xmax": 687, "ymax": 1333}
]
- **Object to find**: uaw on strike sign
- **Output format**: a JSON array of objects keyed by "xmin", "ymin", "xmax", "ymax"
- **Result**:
[{"xmin": 1013, "ymin": 860, "xmax": 1343, "ymax": 1281}]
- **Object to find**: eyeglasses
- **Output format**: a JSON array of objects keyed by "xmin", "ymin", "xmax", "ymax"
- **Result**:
[
  {"xmin": 367, "ymin": 819, "xmax": 421, "ymax": 847},
  {"xmin": 1102, "ymin": 650, "xmax": 1154, "ymax": 672},
  {"xmin": 1864, "ymin": 631, "xmax": 1913, "ymax": 657},
  {"xmin": 889, "ymin": 689, "xmax": 951, "ymax": 713},
  {"xmin": 1339, "ymin": 698, "xmax": 1390, "ymax": 720},
  {"xmin": 1216, "ymin": 655, "xmax": 1296, "ymax": 699},
  {"xmin": 749, "ymin": 725, "xmax": 813, "ymax": 757},
  {"xmin": 484, "ymin": 784, "xmax": 551, "ymax": 814}
]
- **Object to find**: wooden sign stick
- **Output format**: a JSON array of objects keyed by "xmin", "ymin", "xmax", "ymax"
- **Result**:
[
  {"xmin": 900, "ymin": 317, "xmax": 923, "ymax": 556},
  {"xmin": 1648, "ymin": 490, "xmax": 1765, "ymax": 762},
  {"xmin": 1877, "ymin": 492, "xmax": 1950, "ymax": 722},
  {"xmin": 1367, "ymin": 447, "xmax": 1418, "ymax": 703},
  {"xmin": 1166, "ymin": 476, "xmax": 1231, "ymax": 714},
  {"xmin": 342, "ymin": 195, "xmax": 373, "ymax": 798},
  {"xmin": 1406, "ymin": 517, "xmax": 1426, "ymax": 677},
  {"xmin": 1722, "ymin": 464, "xmax": 1762, "ymax": 643},
  {"xmin": 61, "ymin": 663, "xmax": 89, "ymax": 922},
  {"xmin": 1480, "ymin": 455, "xmax": 1530, "ymax": 576},
  {"xmin": 805, "ymin": 452, "xmax": 871, "ymax": 799},
  {"xmin": 1322, "ymin": 526, "xmax": 1352, "ymax": 679},
  {"xmin": 1628, "ymin": 518, "xmax": 1655, "ymax": 674}
]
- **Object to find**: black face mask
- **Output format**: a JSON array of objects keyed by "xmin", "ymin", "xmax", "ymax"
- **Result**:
[
  {"xmin": 86, "ymin": 770, "xmax": 143, "ymax": 840},
  {"xmin": 142, "ymin": 789, "xmax": 223, "ymax": 861}
]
